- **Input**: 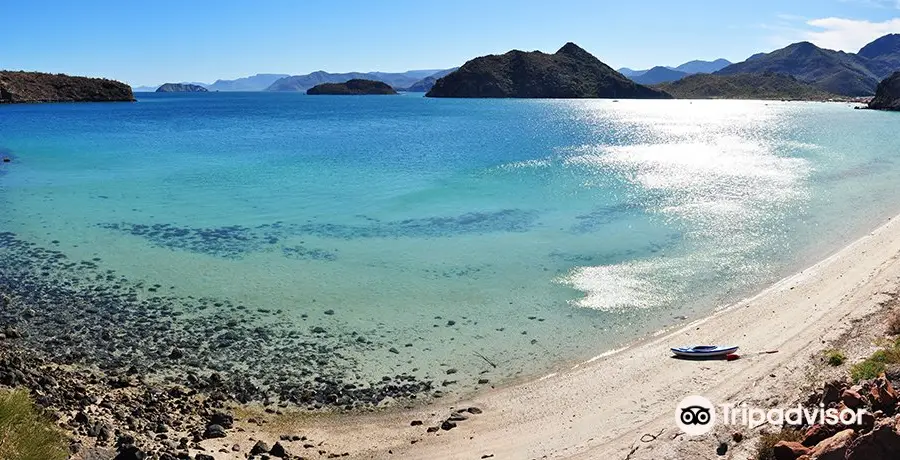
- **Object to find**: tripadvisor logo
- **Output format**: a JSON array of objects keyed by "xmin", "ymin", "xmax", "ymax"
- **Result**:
[{"xmin": 675, "ymin": 395, "xmax": 868, "ymax": 436}]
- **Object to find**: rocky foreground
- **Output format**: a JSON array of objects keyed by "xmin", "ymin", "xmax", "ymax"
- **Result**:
[
  {"xmin": 0, "ymin": 71, "xmax": 134, "ymax": 103},
  {"xmin": 868, "ymin": 71, "xmax": 900, "ymax": 111},
  {"xmin": 766, "ymin": 374, "xmax": 900, "ymax": 460}
]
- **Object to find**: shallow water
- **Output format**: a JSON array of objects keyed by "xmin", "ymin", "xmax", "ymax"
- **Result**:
[{"xmin": 1, "ymin": 94, "xmax": 898, "ymax": 403}]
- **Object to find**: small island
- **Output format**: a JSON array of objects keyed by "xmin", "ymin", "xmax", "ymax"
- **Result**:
[
  {"xmin": 306, "ymin": 79, "xmax": 397, "ymax": 95},
  {"xmin": 868, "ymin": 71, "xmax": 900, "ymax": 110},
  {"xmin": 0, "ymin": 71, "xmax": 134, "ymax": 103},
  {"xmin": 155, "ymin": 83, "xmax": 209, "ymax": 93},
  {"xmin": 425, "ymin": 42, "xmax": 670, "ymax": 99}
]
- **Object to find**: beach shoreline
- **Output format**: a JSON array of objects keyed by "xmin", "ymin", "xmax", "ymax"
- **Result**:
[
  {"xmin": 1, "ymin": 211, "xmax": 899, "ymax": 459},
  {"xmin": 207, "ymin": 211, "xmax": 900, "ymax": 460}
]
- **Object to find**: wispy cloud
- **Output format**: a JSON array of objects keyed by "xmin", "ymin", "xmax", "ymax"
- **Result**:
[
  {"xmin": 763, "ymin": 15, "xmax": 900, "ymax": 52},
  {"xmin": 805, "ymin": 17, "xmax": 900, "ymax": 51},
  {"xmin": 839, "ymin": 0, "xmax": 900, "ymax": 9}
]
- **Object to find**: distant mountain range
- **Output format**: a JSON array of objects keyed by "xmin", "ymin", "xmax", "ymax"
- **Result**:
[
  {"xmin": 716, "ymin": 35, "xmax": 900, "ymax": 96},
  {"xmin": 618, "ymin": 59, "xmax": 732, "ymax": 82},
  {"xmin": 131, "ymin": 69, "xmax": 454, "ymax": 93},
  {"xmin": 266, "ymin": 69, "xmax": 453, "ymax": 92}
]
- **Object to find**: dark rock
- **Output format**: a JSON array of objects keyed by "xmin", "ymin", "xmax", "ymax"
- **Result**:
[
  {"xmin": 410, "ymin": 420, "xmax": 423, "ymax": 426},
  {"xmin": 168, "ymin": 348, "xmax": 184, "ymax": 359},
  {"xmin": 869, "ymin": 72, "xmax": 900, "ymax": 110},
  {"xmin": 74, "ymin": 411, "xmax": 91, "ymax": 426},
  {"xmin": 716, "ymin": 442, "xmax": 728, "ymax": 455},
  {"xmin": 324, "ymin": 309, "xmax": 334, "ymax": 315},
  {"xmin": 426, "ymin": 42, "xmax": 670, "ymax": 99},
  {"xmin": 426, "ymin": 426, "xmax": 439, "ymax": 433},
  {"xmin": 194, "ymin": 455, "xmax": 214, "ymax": 460},
  {"xmin": 445, "ymin": 368, "xmax": 457, "ymax": 375},
  {"xmin": 440, "ymin": 420, "xmax": 457, "ymax": 431},
  {"xmin": 251, "ymin": 440, "xmax": 270, "ymax": 455},
  {"xmin": 208, "ymin": 412, "xmax": 234, "ymax": 429},
  {"xmin": 202, "ymin": 424, "xmax": 227, "ymax": 439},
  {"xmin": 113, "ymin": 445, "xmax": 146, "ymax": 460},
  {"xmin": 466, "ymin": 407, "xmax": 483, "ymax": 414},
  {"xmin": 448, "ymin": 412, "xmax": 467, "ymax": 422},
  {"xmin": 270, "ymin": 441, "xmax": 288, "ymax": 457}
]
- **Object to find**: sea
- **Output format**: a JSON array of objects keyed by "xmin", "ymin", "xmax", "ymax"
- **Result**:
[{"xmin": 1, "ymin": 92, "xmax": 898, "ymax": 402}]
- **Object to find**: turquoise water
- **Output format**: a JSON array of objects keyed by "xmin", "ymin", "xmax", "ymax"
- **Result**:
[{"xmin": 1, "ymin": 94, "xmax": 899, "ymax": 401}]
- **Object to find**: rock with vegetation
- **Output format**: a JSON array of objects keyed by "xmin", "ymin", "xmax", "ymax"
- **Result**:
[
  {"xmin": 306, "ymin": 79, "xmax": 397, "ymax": 95},
  {"xmin": 657, "ymin": 72, "xmax": 838, "ymax": 100},
  {"xmin": 716, "ymin": 36, "xmax": 900, "ymax": 96},
  {"xmin": 0, "ymin": 71, "xmax": 134, "ymax": 103},
  {"xmin": 0, "ymin": 388, "xmax": 68, "ymax": 460},
  {"xmin": 155, "ymin": 83, "xmax": 209, "ymax": 93},
  {"xmin": 426, "ymin": 42, "xmax": 671, "ymax": 99},
  {"xmin": 868, "ymin": 72, "xmax": 900, "ymax": 111}
]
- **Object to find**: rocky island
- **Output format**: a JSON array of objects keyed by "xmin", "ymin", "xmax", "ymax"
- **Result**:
[
  {"xmin": 425, "ymin": 42, "xmax": 670, "ymax": 99},
  {"xmin": 0, "ymin": 71, "xmax": 134, "ymax": 103},
  {"xmin": 306, "ymin": 79, "xmax": 397, "ymax": 95},
  {"xmin": 155, "ymin": 83, "xmax": 209, "ymax": 92},
  {"xmin": 657, "ymin": 72, "xmax": 836, "ymax": 100},
  {"xmin": 869, "ymin": 71, "xmax": 900, "ymax": 110}
]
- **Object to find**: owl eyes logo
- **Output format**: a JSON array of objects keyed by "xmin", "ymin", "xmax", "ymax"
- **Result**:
[
  {"xmin": 680, "ymin": 405, "xmax": 712, "ymax": 425},
  {"xmin": 675, "ymin": 396, "xmax": 716, "ymax": 435}
]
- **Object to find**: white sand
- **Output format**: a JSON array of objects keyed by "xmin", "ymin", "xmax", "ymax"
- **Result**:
[{"xmin": 207, "ymin": 214, "xmax": 900, "ymax": 459}]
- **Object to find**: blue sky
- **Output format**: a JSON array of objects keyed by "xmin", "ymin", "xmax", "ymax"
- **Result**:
[{"xmin": 3, "ymin": 0, "xmax": 900, "ymax": 86}]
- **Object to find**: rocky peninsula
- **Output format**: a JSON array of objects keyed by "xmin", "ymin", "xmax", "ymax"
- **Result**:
[
  {"xmin": 0, "ymin": 71, "xmax": 134, "ymax": 103},
  {"xmin": 425, "ymin": 42, "xmax": 670, "ymax": 99},
  {"xmin": 155, "ymin": 83, "xmax": 209, "ymax": 93},
  {"xmin": 869, "ymin": 72, "xmax": 900, "ymax": 110},
  {"xmin": 306, "ymin": 79, "xmax": 397, "ymax": 95}
]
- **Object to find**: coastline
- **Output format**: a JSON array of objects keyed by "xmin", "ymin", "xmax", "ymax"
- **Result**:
[
  {"xmin": 3, "ymin": 200, "xmax": 900, "ymax": 459},
  {"xmin": 209, "ymin": 211, "xmax": 900, "ymax": 460}
]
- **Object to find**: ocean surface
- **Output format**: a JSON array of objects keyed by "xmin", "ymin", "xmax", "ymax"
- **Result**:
[{"xmin": 1, "ymin": 93, "xmax": 899, "ymax": 402}]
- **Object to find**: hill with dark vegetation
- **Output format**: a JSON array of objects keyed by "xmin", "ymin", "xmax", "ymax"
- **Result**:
[
  {"xmin": 716, "ymin": 36, "xmax": 900, "ymax": 96},
  {"xmin": 426, "ymin": 42, "xmax": 671, "ymax": 99},
  {"xmin": 306, "ymin": 79, "xmax": 397, "ymax": 95},
  {"xmin": 869, "ymin": 71, "xmax": 900, "ymax": 110},
  {"xmin": 657, "ymin": 72, "xmax": 837, "ymax": 100},
  {"xmin": 0, "ymin": 71, "xmax": 134, "ymax": 103},
  {"xmin": 632, "ymin": 66, "xmax": 689, "ymax": 85},
  {"xmin": 156, "ymin": 83, "xmax": 209, "ymax": 92}
]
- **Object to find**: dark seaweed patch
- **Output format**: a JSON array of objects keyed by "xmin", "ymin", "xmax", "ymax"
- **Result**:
[
  {"xmin": 281, "ymin": 245, "xmax": 337, "ymax": 261},
  {"xmin": 0, "ymin": 231, "xmax": 431, "ymax": 408},
  {"xmin": 293, "ymin": 209, "xmax": 538, "ymax": 239},
  {"xmin": 570, "ymin": 203, "xmax": 640, "ymax": 233},
  {"xmin": 98, "ymin": 209, "xmax": 537, "ymax": 260},
  {"xmin": 97, "ymin": 222, "xmax": 287, "ymax": 259}
]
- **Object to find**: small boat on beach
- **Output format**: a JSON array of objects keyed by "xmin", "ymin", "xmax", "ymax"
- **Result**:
[{"xmin": 671, "ymin": 345, "xmax": 739, "ymax": 358}]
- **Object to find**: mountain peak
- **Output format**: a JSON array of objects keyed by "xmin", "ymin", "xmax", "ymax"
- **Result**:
[
  {"xmin": 859, "ymin": 33, "xmax": 900, "ymax": 59},
  {"xmin": 556, "ymin": 42, "xmax": 590, "ymax": 57}
]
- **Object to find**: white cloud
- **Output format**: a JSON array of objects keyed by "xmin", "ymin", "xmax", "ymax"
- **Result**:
[{"xmin": 803, "ymin": 17, "xmax": 900, "ymax": 51}]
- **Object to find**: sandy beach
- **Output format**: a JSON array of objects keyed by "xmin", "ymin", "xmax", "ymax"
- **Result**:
[{"xmin": 195, "ymin": 212, "xmax": 900, "ymax": 460}]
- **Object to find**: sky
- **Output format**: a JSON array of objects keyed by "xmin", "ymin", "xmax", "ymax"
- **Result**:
[{"xmin": 3, "ymin": 0, "xmax": 900, "ymax": 86}]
